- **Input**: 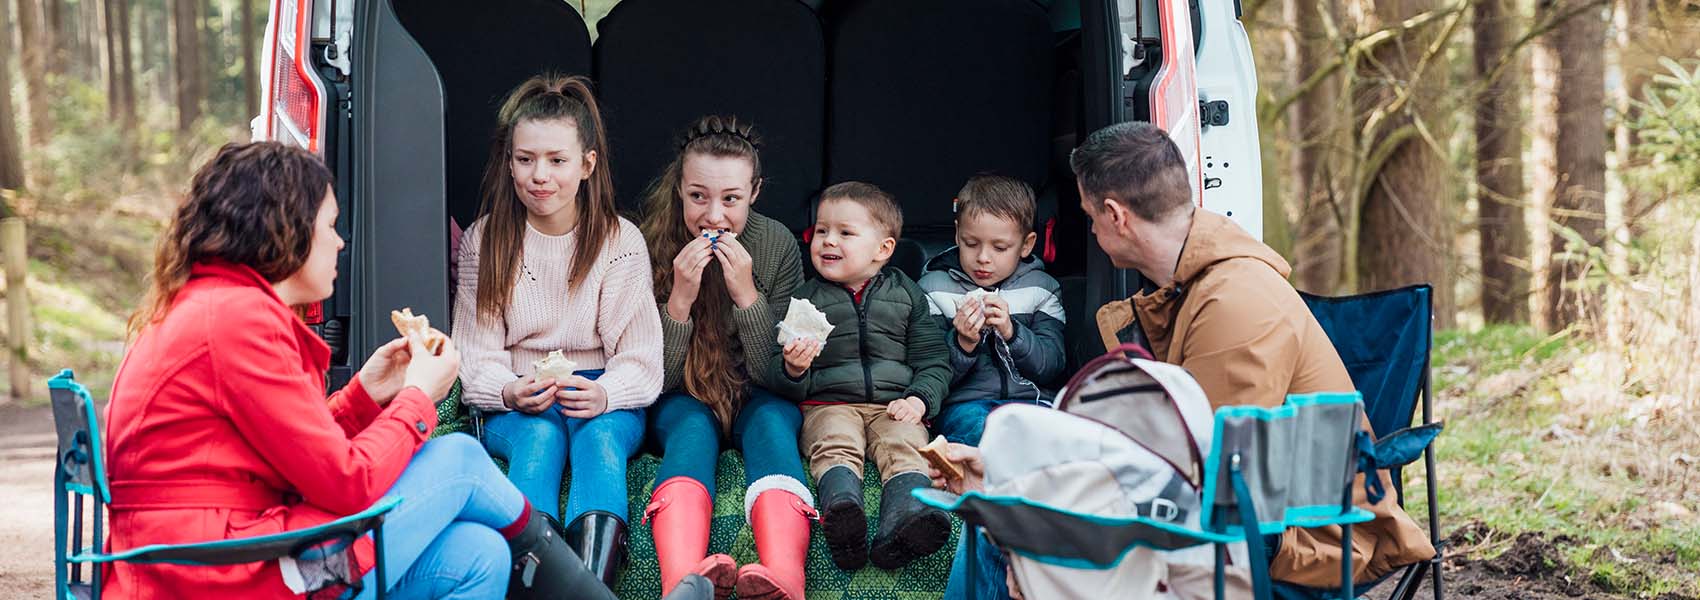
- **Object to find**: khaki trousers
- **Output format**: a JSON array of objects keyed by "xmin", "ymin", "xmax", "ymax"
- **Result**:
[{"xmin": 801, "ymin": 403, "xmax": 929, "ymax": 483}]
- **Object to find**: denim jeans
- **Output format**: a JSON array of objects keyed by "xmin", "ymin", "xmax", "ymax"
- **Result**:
[
  {"xmin": 933, "ymin": 398, "xmax": 1045, "ymax": 447},
  {"xmin": 943, "ymin": 528, "xmax": 1011, "ymax": 600},
  {"xmin": 352, "ymin": 433, "xmax": 522, "ymax": 599},
  {"xmin": 481, "ymin": 370, "xmax": 647, "ymax": 521},
  {"xmin": 647, "ymin": 386, "xmax": 806, "ymax": 496}
]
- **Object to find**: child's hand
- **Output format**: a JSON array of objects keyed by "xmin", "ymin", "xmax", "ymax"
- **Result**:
[
  {"xmin": 982, "ymin": 295, "xmax": 1015, "ymax": 340},
  {"xmin": 554, "ymin": 375, "xmax": 609, "ymax": 419},
  {"xmin": 667, "ymin": 235, "xmax": 716, "ymax": 322},
  {"xmin": 782, "ymin": 338, "xmax": 822, "ymax": 378},
  {"xmin": 503, "ymin": 374, "xmax": 559, "ymax": 415},
  {"xmin": 713, "ymin": 234, "xmax": 760, "ymax": 308},
  {"xmin": 953, "ymin": 298, "xmax": 986, "ymax": 352},
  {"xmin": 886, "ymin": 396, "xmax": 926, "ymax": 424}
]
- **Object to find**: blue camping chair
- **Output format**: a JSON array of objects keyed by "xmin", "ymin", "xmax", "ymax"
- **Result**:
[
  {"xmin": 49, "ymin": 369, "xmax": 400, "ymax": 600},
  {"xmin": 920, "ymin": 392, "xmax": 1436, "ymax": 600},
  {"xmin": 1298, "ymin": 284, "xmax": 1445, "ymax": 600}
]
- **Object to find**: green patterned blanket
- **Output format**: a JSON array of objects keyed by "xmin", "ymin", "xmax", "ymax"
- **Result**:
[{"xmin": 433, "ymin": 384, "xmax": 959, "ymax": 599}]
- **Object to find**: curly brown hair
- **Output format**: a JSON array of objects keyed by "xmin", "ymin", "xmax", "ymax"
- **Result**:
[
  {"xmin": 129, "ymin": 142, "xmax": 334, "ymax": 336},
  {"xmin": 639, "ymin": 115, "xmax": 764, "ymax": 433}
]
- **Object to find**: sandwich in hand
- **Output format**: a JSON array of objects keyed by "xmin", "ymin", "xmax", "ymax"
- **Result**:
[
  {"xmin": 390, "ymin": 308, "xmax": 447, "ymax": 355},
  {"xmin": 916, "ymin": 434, "xmax": 964, "ymax": 481},
  {"xmin": 532, "ymin": 350, "xmax": 578, "ymax": 384}
]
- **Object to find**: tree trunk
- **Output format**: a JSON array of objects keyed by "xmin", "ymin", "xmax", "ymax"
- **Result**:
[
  {"xmin": 83, "ymin": 0, "xmax": 101, "ymax": 80},
  {"xmin": 1355, "ymin": 0, "xmax": 1456, "ymax": 327},
  {"xmin": 103, "ymin": 0, "xmax": 121, "ymax": 119},
  {"xmin": 0, "ymin": 0, "xmax": 27, "ymax": 195},
  {"xmin": 171, "ymin": 0, "xmax": 203, "ymax": 132},
  {"xmin": 1544, "ymin": 0, "xmax": 1607, "ymax": 328},
  {"xmin": 1613, "ymin": 0, "xmax": 1648, "ymax": 240},
  {"xmin": 15, "ymin": 0, "xmax": 53, "ymax": 145},
  {"xmin": 1474, "ymin": 0, "xmax": 1530, "ymax": 324},
  {"xmin": 1288, "ymin": 0, "xmax": 1344, "ymax": 294},
  {"xmin": 242, "ymin": 0, "xmax": 257, "ymax": 118},
  {"xmin": 1528, "ymin": 8, "xmax": 1560, "ymax": 332},
  {"xmin": 43, "ymin": 0, "xmax": 63, "ymax": 75},
  {"xmin": 116, "ymin": 0, "xmax": 136, "ymax": 127}
]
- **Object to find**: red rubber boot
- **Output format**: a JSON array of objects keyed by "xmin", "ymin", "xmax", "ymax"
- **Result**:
[
  {"xmin": 645, "ymin": 477, "xmax": 735, "ymax": 599},
  {"xmin": 734, "ymin": 487, "xmax": 816, "ymax": 600}
]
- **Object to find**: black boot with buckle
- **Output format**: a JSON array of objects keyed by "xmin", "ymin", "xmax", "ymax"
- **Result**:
[
  {"xmin": 506, "ymin": 509, "xmax": 617, "ymax": 600},
  {"xmin": 565, "ymin": 510, "xmax": 630, "ymax": 589}
]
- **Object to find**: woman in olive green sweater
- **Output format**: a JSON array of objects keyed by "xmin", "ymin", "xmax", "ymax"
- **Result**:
[{"xmin": 636, "ymin": 116, "xmax": 814, "ymax": 600}]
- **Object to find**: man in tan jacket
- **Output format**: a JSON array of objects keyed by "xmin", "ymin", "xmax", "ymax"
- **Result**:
[{"xmin": 1074, "ymin": 122, "xmax": 1435, "ymax": 587}]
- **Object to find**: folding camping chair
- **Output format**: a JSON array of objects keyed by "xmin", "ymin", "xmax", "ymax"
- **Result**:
[
  {"xmin": 50, "ymin": 369, "xmax": 400, "ymax": 600},
  {"xmin": 918, "ymin": 388, "xmax": 1438, "ymax": 600},
  {"xmin": 1300, "ymin": 284, "xmax": 1445, "ymax": 600}
]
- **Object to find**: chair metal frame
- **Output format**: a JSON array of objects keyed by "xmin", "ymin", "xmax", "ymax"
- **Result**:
[{"xmin": 49, "ymin": 369, "xmax": 397, "ymax": 600}]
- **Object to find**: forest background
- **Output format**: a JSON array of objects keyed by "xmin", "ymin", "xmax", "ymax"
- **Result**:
[{"xmin": 1, "ymin": 0, "xmax": 1698, "ymax": 595}]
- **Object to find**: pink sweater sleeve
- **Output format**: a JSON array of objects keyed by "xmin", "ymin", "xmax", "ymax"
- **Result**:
[
  {"xmin": 450, "ymin": 223, "xmax": 519, "ymax": 412},
  {"xmin": 592, "ymin": 223, "xmax": 665, "ymax": 411}
]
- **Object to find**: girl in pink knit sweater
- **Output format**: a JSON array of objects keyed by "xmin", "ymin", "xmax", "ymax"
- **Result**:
[{"xmin": 449, "ymin": 74, "xmax": 663, "ymax": 589}]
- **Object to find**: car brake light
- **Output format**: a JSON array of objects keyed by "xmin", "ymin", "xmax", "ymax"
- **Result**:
[
  {"xmin": 260, "ymin": 0, "xmax": 327, "ymax": 154},
  {"xmin": 1150, "ymin": 0, "xmax": 1204, "ymax": 204}
]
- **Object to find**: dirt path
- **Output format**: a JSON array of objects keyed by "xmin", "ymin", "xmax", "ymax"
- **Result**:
[{"xmin": 0, "ymin": 402, "xmax": 59, "ymax": 600}]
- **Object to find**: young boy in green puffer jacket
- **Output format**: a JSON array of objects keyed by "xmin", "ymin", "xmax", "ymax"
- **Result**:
[{"xmin": 768, "ymin": 181, "xmax": 953, "ymax": 573}]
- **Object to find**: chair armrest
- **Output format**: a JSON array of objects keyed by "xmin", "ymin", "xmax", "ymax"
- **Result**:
[{"xmin": 68, "ymin": 497, "xmax": 402, "ymax": 566}]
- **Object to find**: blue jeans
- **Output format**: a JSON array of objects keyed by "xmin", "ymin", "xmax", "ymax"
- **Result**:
[
  {"xmin": 944, "ymin": 528, "xmax": 1011, "ymax": 600},
  {"xmin": 481, "ymin": 370, "xmax": 647, "ymax": 522},
  {"xmin": 353, "ymin": 433, "xmax": 522, "ymax": 599},
  {"xmin": 933, "ymin": 399, "xmax": 1045, "ymax": 447},
  {"xmin": 647, "ymin": 386, "xmax": 806, "ymax": 496}
]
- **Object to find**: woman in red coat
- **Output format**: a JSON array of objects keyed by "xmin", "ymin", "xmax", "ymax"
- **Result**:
[{"xmin": 102, "ymin": 142, "xmax": 713, "ymax": 599}]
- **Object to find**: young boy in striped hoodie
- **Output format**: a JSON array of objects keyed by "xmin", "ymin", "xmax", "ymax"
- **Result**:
[{"xmin": 919, "ymin": 174, "xmax": 1068, "ymax": 447}]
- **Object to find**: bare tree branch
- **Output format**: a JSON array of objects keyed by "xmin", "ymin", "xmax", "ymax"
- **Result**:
[{"xmin": 1260, "ymin": 2, "xmax": 1467, "ymax": 122}]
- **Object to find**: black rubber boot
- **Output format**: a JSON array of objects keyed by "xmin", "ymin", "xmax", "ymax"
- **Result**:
[
  {"xmin": 817, "ymin": 465, "xmax": 868, "ymax": 570},
  {"xmin": 565, "ymin": 510, "xmax": 630, "ymax": 589},
  {"xmin": 506, "ymin": 509, "xmax": 617, "ymax": 600},
  {"xmin": 868, "ymin": 471, "xmax": 952, "ymax": 570},
  {"xmin": 665, "ymin": 573, "xmax": 717, "ymax": 600}
]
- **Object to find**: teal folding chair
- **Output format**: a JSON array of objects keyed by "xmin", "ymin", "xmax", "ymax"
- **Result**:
[
  {"xmin": 919, "ymin": 391, "xmax": 1437, "ymax": 600},
  {"xmin": 50, "ymin": 369, "xmax": 400, "ymax": 600}
]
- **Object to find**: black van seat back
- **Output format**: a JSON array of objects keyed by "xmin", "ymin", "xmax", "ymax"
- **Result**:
[
  {"xmin": 824, "ymin": 0, "xmax": 1055, "ymax": 246},
  {"xmin": 594, "ymin": 0, "xmax": 827, "ymax": 231},
  {"xmin": 396, "ymin": 0, "xmax": 594, "ymax": 229}
]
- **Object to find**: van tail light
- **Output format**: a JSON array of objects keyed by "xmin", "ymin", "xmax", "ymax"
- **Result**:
[
  {"xmin": 259, "ymin": 0, "xmax": 327, "ymax": 154},
  {"xmin": 1150, "ymin": 0, "xmax": 1204, "ymax": 204}
]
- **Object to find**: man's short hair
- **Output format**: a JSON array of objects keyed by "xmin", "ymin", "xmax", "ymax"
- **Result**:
[
  {"xmin": 955, "ymin": 174, "xmax": 1036, "ymax": 234},
  {"xmin": 820, "ymin": 181, "xmax": 903, "ymax": 239},
  {"xmin": 1068, "ymin": 122, "xmax": 1193, "ymax": 221}
]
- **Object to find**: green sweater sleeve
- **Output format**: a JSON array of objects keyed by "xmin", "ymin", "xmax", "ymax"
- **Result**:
[
  {"xmin": 659, "ymin": 305, "xmax": 692, "ymax": 393},
  {"xmin": 736, "ymin": 221, "xmax": 803, "ymax": 390},
  {"xmin": 901, "ymin": 277, "xmax": 953, "ymax": 418}
]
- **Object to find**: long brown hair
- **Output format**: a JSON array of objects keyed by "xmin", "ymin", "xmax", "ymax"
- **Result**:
[
  {"xmin": 473, "ymin": 73, "xmax": 618, "ymax": 321},
  {"xmin": 639, "ymin": 116, "xmax": 764, "ymax": 432},
  {"xmin": 129, "ymin": 142, "xmax": 333, "ymax": 336}
]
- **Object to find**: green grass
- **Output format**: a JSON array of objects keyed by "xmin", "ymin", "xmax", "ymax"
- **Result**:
[{"xmin": 1419, "ymin": 325, "xmax": 1700, "ymax": 596}]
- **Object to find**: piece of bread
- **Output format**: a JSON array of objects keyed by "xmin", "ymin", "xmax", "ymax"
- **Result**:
[
  {"xmin": 532, "ymin": 349, "xmax": 578, "ymax": 383},
  {"xmin": 390, "ymin": 308, "xmax": 446, "ymax": 355},
  {"xmin": 917, "ymin": 434, "xmax": 964, "ymax": 480}
]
